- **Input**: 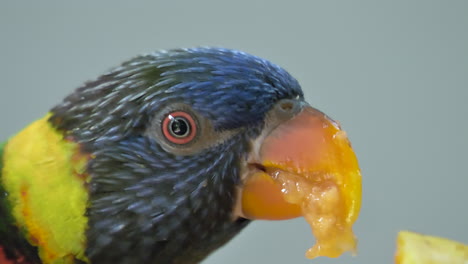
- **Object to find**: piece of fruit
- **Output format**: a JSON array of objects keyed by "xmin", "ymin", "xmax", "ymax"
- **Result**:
[{"xmin": 395, "ymin": 231, "xmax": 468, "ymax": 264}]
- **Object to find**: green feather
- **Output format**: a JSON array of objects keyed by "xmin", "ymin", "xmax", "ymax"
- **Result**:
[
  {"xmin": 0, "ymin": 141, "xmax": 5, "ymax": 172},
  {"xmin": 0, "ymin": 140, "xmax": 13, "ymax": 235},
  {"xmin": 1, "ymin": 141, "xmax": 8, "ymax": 222}
]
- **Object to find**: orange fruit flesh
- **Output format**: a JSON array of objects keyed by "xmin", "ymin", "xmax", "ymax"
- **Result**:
[{"xmin": 268, "ymin": 168, "xmax": 358, "ymax": 258}]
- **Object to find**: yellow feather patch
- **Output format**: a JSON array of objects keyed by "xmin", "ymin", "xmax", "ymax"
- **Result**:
[{"xmin": 2, "ymin": 114, "xmax": 89, "ymax": 264}]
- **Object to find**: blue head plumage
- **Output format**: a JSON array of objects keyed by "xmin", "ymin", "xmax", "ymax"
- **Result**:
[{"xmin": 48, "ymin": 47, "xmax": 305, "ymax": 263}]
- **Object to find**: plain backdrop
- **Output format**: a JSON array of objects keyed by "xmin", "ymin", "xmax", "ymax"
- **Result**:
[{"xmin": 1, "ymin": 1, "xmax": 467, "ymax": 263}]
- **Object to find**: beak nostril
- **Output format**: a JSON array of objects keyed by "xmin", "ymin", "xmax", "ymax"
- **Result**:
[
  {"xmin": 274, "ymin": 99, "xmax": 303, "ymax": 119},
  {"xmin": 280, "ymin": 101, "xmax": 294, "ymax": 112}
]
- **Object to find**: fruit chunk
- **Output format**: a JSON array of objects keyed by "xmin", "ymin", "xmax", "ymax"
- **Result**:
[
  {"xmin": 270, "ymin": 168, "xmax": 358, "ymax": 258},
  {"xmin": 395, "ymin": 231, "xmax": 468, "ymax": 264}
]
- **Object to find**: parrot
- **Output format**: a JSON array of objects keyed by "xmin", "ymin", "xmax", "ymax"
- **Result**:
[{"xmin": 0, "ymin": 47, "xmax": 361, "ymax": 264}]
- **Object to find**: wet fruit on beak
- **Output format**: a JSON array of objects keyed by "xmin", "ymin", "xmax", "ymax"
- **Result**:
[{"xmin": 241, "ymin": 106, "xmax": 362, "ymax": 259}]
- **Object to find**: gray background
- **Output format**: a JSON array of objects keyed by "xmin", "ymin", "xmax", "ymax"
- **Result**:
[{"xmin": 1, "ymin": 1, "xmax": 467, "ymax": 263}]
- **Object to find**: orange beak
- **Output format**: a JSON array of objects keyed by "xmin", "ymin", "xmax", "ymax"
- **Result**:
[{"xmin": 240, "ymin": 106, "xmax": 362, "ymax": 258}]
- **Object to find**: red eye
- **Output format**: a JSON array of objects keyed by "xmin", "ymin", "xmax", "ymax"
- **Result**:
[{"xmin": 162, "ymin": 111, "xmax": 197, "ymax": 144}]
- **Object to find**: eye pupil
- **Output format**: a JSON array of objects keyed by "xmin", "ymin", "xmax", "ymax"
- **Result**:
[
  {"xmin": 162, "ymin": 111, "xmax": 197, "ymax": 144},
  {"xmin": 169, "ymin": 117, "xmax": 190, "ymax": 137}
]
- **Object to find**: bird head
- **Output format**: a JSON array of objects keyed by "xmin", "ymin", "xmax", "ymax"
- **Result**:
[{"xmin": 49, "ymin": 47, "xmax": 361, "ymax": 263}]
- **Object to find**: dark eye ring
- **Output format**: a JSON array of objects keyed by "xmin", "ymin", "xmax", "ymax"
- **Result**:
[{"xmin": 162, "ymin": 111, "xmax": 197, "ymax": 144}]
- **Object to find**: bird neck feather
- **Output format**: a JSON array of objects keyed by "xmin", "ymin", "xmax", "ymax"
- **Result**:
[{"xmin": 1, "ymin": 114, "xmax": 90, "ymax": 264}]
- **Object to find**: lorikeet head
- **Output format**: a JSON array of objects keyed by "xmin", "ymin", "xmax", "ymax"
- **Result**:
[
  {"xmin": 8, "ymin": 47, "xmax": 360, "ymax": 263},
  {"xmin": 48, "ymin": 48, "xmax": 302, "ymax": 263}
]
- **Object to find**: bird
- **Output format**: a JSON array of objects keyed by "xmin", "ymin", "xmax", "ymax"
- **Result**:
[{"xmin": 0, "ymin": 47, "xmax": 361, "ymax": 264}]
